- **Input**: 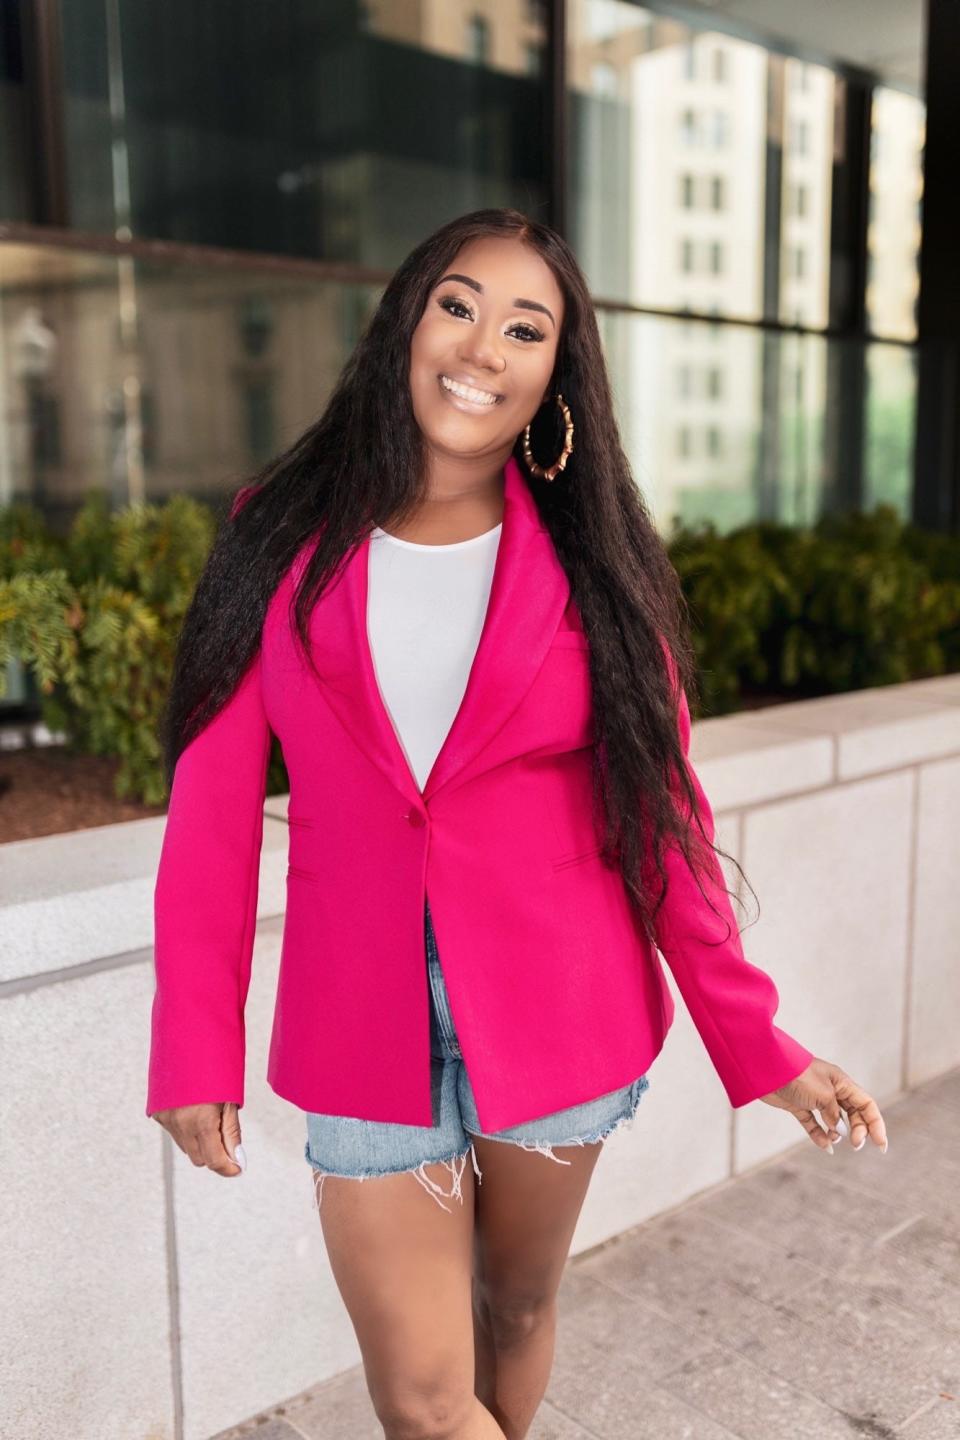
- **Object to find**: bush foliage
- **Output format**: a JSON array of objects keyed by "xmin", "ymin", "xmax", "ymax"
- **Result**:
[{"xmin": 2, "ymin": 495, "xmax": 958, "ymax": 805}]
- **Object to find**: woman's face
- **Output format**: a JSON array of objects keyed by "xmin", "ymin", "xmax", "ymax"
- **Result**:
[{"xmin": 409, "ymin": 236, "xmax": 565, "ymax": 461}]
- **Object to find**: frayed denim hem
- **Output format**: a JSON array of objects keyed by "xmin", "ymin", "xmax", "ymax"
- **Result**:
[
  {"xmin": 307, "ymin": 1143, "xmax": 479, "ymax": 1214},
  {"xmin": 306, "ymin": 1074, "xmax": 649, "ymax": 1216}
]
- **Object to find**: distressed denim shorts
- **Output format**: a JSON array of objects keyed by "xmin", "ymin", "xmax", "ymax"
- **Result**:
[{"xmin": 304, "ymin": 895, "xmax": 650, "ymax": 1213}]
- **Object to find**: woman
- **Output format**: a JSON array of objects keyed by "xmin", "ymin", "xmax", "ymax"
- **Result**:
[{"xmin": 147, "ymin": 207, "xmax": 887, "ymax": 1440}]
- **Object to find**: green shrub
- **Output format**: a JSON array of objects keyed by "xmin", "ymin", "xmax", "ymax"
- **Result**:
[
  {"xmin": 667, "ymin": 504, "xmax": 960, "ymax": 717},
  {"xmin": 1, "ymin": 496, "xmax": 957, "ymax": 805},
  {"xmin": 0, "ymin": 489, "xmax": 287, "ymax": 806}
]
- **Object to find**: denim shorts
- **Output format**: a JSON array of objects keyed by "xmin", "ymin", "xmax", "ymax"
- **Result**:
[{"xmin": 304, "ymin": 896, "xmax": 650, "ymax": 1213}]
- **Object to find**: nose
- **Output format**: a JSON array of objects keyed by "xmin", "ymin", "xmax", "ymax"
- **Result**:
[{"xmin": 458, "ymin": 322, "xmax": 506, "ymax": 374}]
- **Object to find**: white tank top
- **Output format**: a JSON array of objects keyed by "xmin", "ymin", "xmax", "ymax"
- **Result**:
[{"xmin": 367, "ymin": 522, "xmax": 503, "ymax": 791}]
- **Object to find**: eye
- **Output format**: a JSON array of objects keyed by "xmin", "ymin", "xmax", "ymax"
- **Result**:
[
  {"xmin": 510, "ymin": 322, "xmax": 545, "ymax": 343},
  {"xmin": 436, "ymin": 294, "xmax": 545, "ymax": 343},
  {"xmin": 438, "ymin": 294, "xmax": 474, "ymax": 321}
]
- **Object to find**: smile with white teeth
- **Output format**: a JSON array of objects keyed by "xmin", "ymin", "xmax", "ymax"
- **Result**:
[{"xmin": 440, "ymin": 374, "xmax": 501, "ymax": 406}]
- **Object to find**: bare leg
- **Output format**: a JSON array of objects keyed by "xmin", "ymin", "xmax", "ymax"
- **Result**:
[
  {"xmin": 314, "ymin": 1153, "xmax": 507, "ymax": 1438},
  {"xmin": 470, "ymin": 1135, "xmax": 604, "ymax": 1440}
]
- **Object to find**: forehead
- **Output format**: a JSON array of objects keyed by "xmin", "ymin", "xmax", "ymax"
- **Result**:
[{"xmin": 439, "ymin": 236, "xmax": 564, "ymax": 316}]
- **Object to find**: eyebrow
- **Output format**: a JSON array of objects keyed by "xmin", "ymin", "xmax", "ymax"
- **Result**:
[{"xmin": 436, "ymin": 272, "xmax": 556, "ymax": 328}]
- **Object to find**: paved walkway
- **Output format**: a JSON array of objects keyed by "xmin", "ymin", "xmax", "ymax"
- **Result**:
[{"xmin": 214, "ymin": 1067, "xmax": 960, "ymax": 1440}]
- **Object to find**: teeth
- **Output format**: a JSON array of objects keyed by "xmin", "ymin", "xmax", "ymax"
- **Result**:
[{"xmin": 441, "ymin": 375, "xmax": 499, "ymax": 405}]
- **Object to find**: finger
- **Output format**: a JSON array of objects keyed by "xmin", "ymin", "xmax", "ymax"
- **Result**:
[
  {"xmin": 180, "ymin": 1125, "xmax": 208, "ymax": 1167},
  {"xmin": 195, "ymin": 1111, "xmax": 240, "ymax": 1176},
  {"xmin": 841, "ymin": 1105, "xmax": 869, "ymax": 1150},
  {"xmin": 816, "ymin": 1102, "xmax": 845, "ymax": 1143},
  {"xmin": 796, "ymin": 1109, "xmax": 835, "ymax": 1153},
  {"xmin": 835, "ymin": 1078, "xmax": 888, "ymax": 1151},
  {"xmin": 220, "ymin": 1102, "xmax": 245, "ymax": 1175}
]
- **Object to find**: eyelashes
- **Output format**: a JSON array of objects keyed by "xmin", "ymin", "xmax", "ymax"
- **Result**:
[{"xmin": 436, "ymin": 294, "xmax": 545, "ymax": 343}]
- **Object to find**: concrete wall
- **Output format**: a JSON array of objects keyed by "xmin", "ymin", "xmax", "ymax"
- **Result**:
[{"xmin": 2, "ymin": 672, "xmax": 958, "ymax": 1440}]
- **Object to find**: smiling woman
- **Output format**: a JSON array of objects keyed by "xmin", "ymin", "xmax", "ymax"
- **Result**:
[{"xmin": 147, "ymin": 205, "xmax": 885, "ymax": 1440}]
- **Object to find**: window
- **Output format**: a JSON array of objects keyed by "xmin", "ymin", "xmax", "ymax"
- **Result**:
[
  {"xmin": 710, "ymin": 175, "xmax": 725, "ymax": 210},
  {"xmin": 676, "ymin": 364, "xmax": 693, "ymax": 398},
  {"xmin": 677, "ymin": 425, "xmax": 693, "ymax": 457},
  {"xmin": 790, "ymin": 118, "xmax": 809, "ymax": 156},
  {"xmin": 711, "ymin": 110, "xmax": 729, "ymax": 148},
  {"xmin": 791, "ymin": 182, "xmax": 808, "ymax": 217},
  {"xmin": 710, "ymin": 240, "xmax": 724, "ymax": 275},
  {"xmin": 680, "ymin": 174, "xmax": 695, "ymax": 208},
  {"xmin": 713, "ymin": 48, "xmax": 727, "ymax": 84},
  {"xmin": 706, "ymin": 366, "xmax": 723, "ymax": 400},
  {"xmin": 467, "ymin": 15, "xmax": 490, "ymax": 64},
  {"xmin": 706, "ymin": 425, "xmax": 723, "ymax": 458},
  {"xmin": 683, "ymin": 41, "xmax": 696, "ymax": 81},
  {"xmin": 680, "ymin": 237, "xmax": 695, "ymax": 273},
  {"xmin": 680, "ymin": 108, "xmax": 698, "ymax": 146},
  {"xmin": 591, "ymin": 61, "xmax": 617, "ymax": 95}
]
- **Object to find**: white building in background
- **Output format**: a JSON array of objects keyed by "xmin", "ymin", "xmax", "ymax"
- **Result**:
[
  {"xmin": 624, "ymin": 34, "xmax": 835, "ymax": 528},
  {"xmin": 867, "ymin": 86, "xmax": 924, "ymax": 343}
]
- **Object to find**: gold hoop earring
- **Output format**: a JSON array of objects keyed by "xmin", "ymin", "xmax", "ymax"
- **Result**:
[{"xmin": 522, "ymin": 392, "xmax": 574, "ymax": 482}]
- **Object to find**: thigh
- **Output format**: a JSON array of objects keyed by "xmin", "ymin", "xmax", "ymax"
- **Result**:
[
  {"xmin": 470, "ymin": 1132, "xmax": 602, "ymax": 1318},
  {"xmin": 317, "ymin": 1157, "xmax": 479, "ymax": 1427},
  {"xmin": 464, "ymin": 1075, "xmax": 650, "ymax": 1313}
]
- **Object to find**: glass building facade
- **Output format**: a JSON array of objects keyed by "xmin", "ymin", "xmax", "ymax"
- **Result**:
[{"xmin": 0, "ymin": 0, "xmax": 938, "ymax": 537}]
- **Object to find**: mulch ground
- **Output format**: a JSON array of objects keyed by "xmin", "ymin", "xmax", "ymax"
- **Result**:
[{"xmin": 0, "ymin": 747, "xmax": 168, "ymax": 843}]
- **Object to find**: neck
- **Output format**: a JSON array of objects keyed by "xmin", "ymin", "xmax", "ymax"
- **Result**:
[{"xmin": 386, "ymin": 450, "xmax": 507, "ymax": 545}]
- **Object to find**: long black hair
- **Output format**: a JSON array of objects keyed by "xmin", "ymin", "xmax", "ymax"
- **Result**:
[{"xmin": 160, "ymin": 206, "xmax": 747, "ymax": 947}]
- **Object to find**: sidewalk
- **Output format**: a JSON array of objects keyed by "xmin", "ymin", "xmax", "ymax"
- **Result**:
[{"xmin": 214, "ymin": 1067, "xmax": 960, "ymax": 1440}]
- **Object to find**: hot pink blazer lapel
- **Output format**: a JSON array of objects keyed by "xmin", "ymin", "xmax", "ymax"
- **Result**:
[{"xmin": 302, "ymin": 454, "xmax": 572, "ymax": 807}]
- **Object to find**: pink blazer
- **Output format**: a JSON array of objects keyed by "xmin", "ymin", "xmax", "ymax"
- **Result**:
[{"xmin": 146, "ymin": 455, "xmax": 813, "ymax": 1129}]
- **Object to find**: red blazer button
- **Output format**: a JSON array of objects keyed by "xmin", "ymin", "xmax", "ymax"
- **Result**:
[{"xmin": 405, "ymin": 809, "xmax": 426, "ymax": 828}]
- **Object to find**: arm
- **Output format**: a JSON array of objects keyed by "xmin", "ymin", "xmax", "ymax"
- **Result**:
[
  {"xmin": 650, "ymin": 642, "xmax": 814, "ymax": 1107},
  {"xmin": 145, "ymin": 647, "xmax": 271, "ymax": 1116}
]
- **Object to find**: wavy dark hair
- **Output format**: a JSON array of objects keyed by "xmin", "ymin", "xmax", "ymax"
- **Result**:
[{"xmin": 160, "ymin": 206, "xmax": 749, "ymax": 948}]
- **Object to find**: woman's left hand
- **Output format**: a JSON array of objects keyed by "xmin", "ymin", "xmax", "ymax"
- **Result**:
[{"xmin": 759, "ymin": 1058, "xmax": 888, "ymax": 1155}]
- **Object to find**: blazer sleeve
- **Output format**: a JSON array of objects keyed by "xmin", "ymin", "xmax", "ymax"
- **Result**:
[
  {"xmin": 145, "ymin": 648, "xmax": 271, "ymax": 1116},
  {"xmin": 649, "ymin": 641, "xmax": 815, "ymax": 1107}
]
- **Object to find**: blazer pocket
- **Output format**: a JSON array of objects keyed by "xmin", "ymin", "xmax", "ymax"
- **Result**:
[
  {"xmin": 286, "ymin": 863, "xmax": 320, "ymax": 884},
  {"xmin": 551, "ymin": 842, "xmax": 605, "ymax": 872}
]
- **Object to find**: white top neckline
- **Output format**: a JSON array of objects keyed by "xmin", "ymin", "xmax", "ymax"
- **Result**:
[{"xmin": 370, "ymin": 523, "xmax": 502, "ymax": 553}]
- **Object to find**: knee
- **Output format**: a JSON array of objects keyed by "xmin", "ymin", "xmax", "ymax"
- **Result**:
[
  {"xmin": 476, "ymin": 1287, "xmax": 557, "ymax": 1350},
  {"xmin": 375, "ymin": 1383, "xmax": 474, "ymax": 1440}
]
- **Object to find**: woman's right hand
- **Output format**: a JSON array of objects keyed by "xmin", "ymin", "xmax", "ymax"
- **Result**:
[{"xmin": 150, "ymin": 1101, "xmax": 246, "ymax": 1177}]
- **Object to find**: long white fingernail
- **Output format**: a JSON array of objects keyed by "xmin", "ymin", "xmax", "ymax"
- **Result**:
[
  {"xmin": 835, "ymin": 1116, "xmax": 849, "ymax": 1137},
  {"xmin": 234, "ymin": 1144, "xmax": 247, "ymax": 1171},
  {"xmin": 825, "ymin": 1141, "xmax": 834, "ymax": 1155}
]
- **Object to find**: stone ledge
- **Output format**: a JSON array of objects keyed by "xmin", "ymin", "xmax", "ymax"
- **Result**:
[
  {"xmin": 2, "ymin": 674, "xmax": 958, "ymax": 984},
  {"xmin": 693, "ymin": 674, "xmax": 960, "ymax": 806},
  {"xmin": 0, "ymin": 795, "xmax": 291, "ymax": 984}
]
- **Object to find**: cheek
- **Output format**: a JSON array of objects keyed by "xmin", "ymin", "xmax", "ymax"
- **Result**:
[{"xmin": 410, "ymin": 317, "xmax": 443, "ymax": 364}]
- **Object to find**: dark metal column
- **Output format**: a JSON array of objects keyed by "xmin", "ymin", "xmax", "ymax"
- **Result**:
[
  {"xmin": 914, "ymin": 0, "xmax": 960, "ymax": 532},
  {"xmin": 755, "ymin": 56, "xmax": 785, "ymax": 521},
  {"xmin": 545, "ymin": 0, "xmax": 567, "ymax": 238},
  {"xmin": 823, "ymin": 74, "xmax": 871, "ymax": 515},
  {"xmin": 19, "ymin": 0, "xmax": 68, "ymax": 225}
]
